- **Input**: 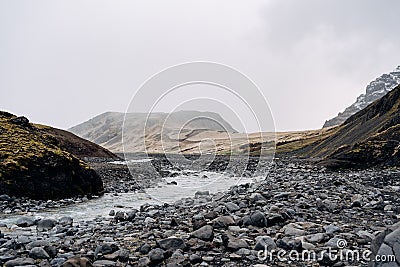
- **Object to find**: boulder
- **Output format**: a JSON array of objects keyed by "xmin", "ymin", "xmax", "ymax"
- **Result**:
[{"xmin": 191, "ymin": 225, "xmax": 214, "ymax": 241}]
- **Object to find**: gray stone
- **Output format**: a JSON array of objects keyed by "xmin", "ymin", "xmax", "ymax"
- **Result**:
[
  {"xmin": 4, "ymin": 258, "xmax": 35, "ymax": 267},
  {"xmin": 61, "ymin": 256, "xmax": 92, "ymax": 267},
  {"xmin": 16, "ymin": 216, "xmax": 35, "ymax": 227},
  {"xmin": 224, "ymin": 202, "xmax": 240, "ymax": 212},
  {"xmin": 324, "ymin": 224, "xmax": 341, "ymax": 235},
  {"xmin": 283, "ymin": 224, "xmax": 306, "ymax": 237},
  {"xmin": 29, "ymin": 247, "xmax": 50, "ymax": 259},
  {"xmin": 191, "ymin": 225, "xmax": 214, "ymax": 241},
  {"xmin": 213, "ymin": 215, "xmax": 235, "ymax": 229},
  {"xmin": 137, "ymin": 257, "xmax": 150, "ymax": 267},
  {"xmin": 26, "ymin": 240, "xmax": 50, "ymax": 250},
  {"xmin": 223, "ymin": 235, "xmax": 249, "ymax": 251},
  {"xmin": 157, "ymin": 237, "xmax": 186, "ymax": 251},
  {"xmin": 250, "ymin": 211, "xmax": 267, "ymax": 227},
  {"xmin": 59, "ymin": 216, "xmax": 73, "ymax": 226},
  {"xmin": 305, "ymin": 233, "xmax": 326, "ymax": 243},
  {"xmin": 195, "ymin": 191, "xmax": 209, "ymax": 198},
  {"xmin": 93, "ymin": 260, "xmax": 116, "ymax": 267},
  {"xmin": 148, "ymin": 248, "xmax": 164, "ymax": 262},
  {"xmin": 189, "ymin": 254, "xmax": 202, "ymax": 264},
  {"xmin": 250, "ymin": 193, "xmax": 267, "ymax": 203},
  {"xmin": 37, "ymin": 218, "xmax": 57, "ymax": 231},
  {"xmin": 50, "ymin": 258, "xmax": 67, "ymax": 266},
  {"xmin": 254, "ymin": 236, "xmax": 276, "ymax": 251}
]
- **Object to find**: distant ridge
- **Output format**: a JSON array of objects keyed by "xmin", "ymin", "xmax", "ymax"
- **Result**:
[
  {"xmin": 323, "ymin": 66, "xmax": 400, "ymax": 128},
  {"xmin": 69, "ymin": 111, "xmax": 238, "ymax": 153}
]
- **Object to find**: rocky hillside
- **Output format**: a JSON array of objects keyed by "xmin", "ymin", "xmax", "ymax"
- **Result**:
[
  {"xmin": 324, "ymin": 65, "xmax": 400, "ymax": 128},
  {"xmin": 0, "ymin": 111, "xmax": 105, "ymax": 199},
  {"xmin": 289, "ymin": 84, "xmax": 400, "ymax": 168},
  {"xmin": 69, "ymin": 111, "xmax": 237, "ymax": 153},
  {"xmin": 37, "ymin": 125, "xmax": 119, "ymax": 160}
]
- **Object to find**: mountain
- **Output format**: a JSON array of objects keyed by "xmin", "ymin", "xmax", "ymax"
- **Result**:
[
  {"xmin": 289, "ymin": 84, "xmax": 400, "ymax": 168},
  {"xmin": 323, "ymin": 66, "xmax": 400, "ymax": 128},
  {"xmin": 0, "ymin": 111, "xmax": 107, "ymax": 199},
  {"xmin": 69, "ymin": 111, "xmax": 238, "ymax": 153}
]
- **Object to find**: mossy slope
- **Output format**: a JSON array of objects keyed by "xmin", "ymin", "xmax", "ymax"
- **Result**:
[{"xmin": 0, "ymin": 111, "xmax": 104, "ymax": 199}]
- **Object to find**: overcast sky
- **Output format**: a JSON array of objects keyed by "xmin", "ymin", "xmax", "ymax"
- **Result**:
[{"xmin": 1, "ymin": 0, "xmax": 400, "ymax": 132}]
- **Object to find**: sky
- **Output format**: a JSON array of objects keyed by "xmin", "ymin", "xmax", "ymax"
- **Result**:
[{"xmin": 1, "ymin": 0, "xmax": 400, "ymax": 132}]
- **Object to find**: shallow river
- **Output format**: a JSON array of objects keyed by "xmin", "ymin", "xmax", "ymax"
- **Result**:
[{"xmin": 0, "ymin": 159, "xmax": 263, "ymax": 225}]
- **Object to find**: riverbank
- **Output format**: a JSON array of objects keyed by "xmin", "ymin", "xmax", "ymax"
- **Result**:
[{"xmin": 0, "ymin": 157, "xmax": 399, "ymax": 266}]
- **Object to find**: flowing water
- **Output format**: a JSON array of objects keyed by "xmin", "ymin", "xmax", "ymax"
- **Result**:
[{"xmin": 0, "ymin": 159, "xmax": 264, "ymax": 225}]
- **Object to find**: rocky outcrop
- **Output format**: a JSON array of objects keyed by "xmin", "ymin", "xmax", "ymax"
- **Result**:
[
  {"xmin": 0, "ymin": 111, "xmax": 104, "ymax": 199},
  {"xmin": 324, "ymin": 66, "xmax": 400, "ymax": 128},
  {"xmin": 292, "ymin": 84, "xmax": 400, "ymax": 168}
]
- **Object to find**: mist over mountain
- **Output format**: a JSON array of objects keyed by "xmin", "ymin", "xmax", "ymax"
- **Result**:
[{"xmin": 324, "ymin": 66, "xmax": 400, "ymax": 128}]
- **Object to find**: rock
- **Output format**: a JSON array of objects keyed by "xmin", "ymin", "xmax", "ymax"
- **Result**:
[
  {"xmin": 61, "ymin": 257, "xmax": 93, "ymax": 267},
  {"xmin": 384, "ymin": 205, "xmax": 394, "ymax": 212},
  {"xmin": 266, "ymin": 213, "xmax": 285, "ymax": 226},
  {"xmin": 351, "ymin": 194, "xmax": 363, "ymax": 207},
  {"xmin": 189, "ymin": 254, "xmax": 202, "ymax": 264},
  {"xmin": 192, "ymin": 214, "xmax": 206, "ymax": 230},
  {"xmin": 276, "ymin": 239, "xmax": 302, "ymax": 252},
  {"xmin": 139, "ymin": 244, "xmax": 151, "ymax": 254},
  {"xmin": 117, "ymin": 249, "xmax": 129, "ymax": 262},
  {"xmin": 94, "ymin": 243, "xmax": 116, "ymax": 259},
  {"xmin": 0, "ymin": 255, "xmax": 15, "ymax": 263},
  {"xmin": 29, "ymin": 247, "xmax": 50, "ymax": 259},
  {"xmin": 357, "ymin": 230, "xmax": 375, "ymax": 241},
  {"xmin": 93, "ymin": 260, "xmax": 116, "ymax": 267},
  {"xmin": 26, "ymin": 240, "xmax": 50, "ymax": 250},
  {"xmin": 109, "ymin": 210, "xmax": 115, "ymax": 216},
  {"xmin": 191, "ymin": 225, "xmax": 214, "ymax": 241},
  {"xmin": 148, "ymin": 248, "xmax": 164, "ymax": 262},
  {"xmin": 59, "ymin": 216, "xmax": 73, "ymax": 226},
  {"xmin": 114, "ymin": 211, "xmax": 127, "ymax": 222},
  {"xmin": 16, "ymin": 216, "xmax": 35, "ymax": 227},
  {"xmin": 204, "ymin": 211, "xmax": 218, "ymax": 220},
  {"xmin": 195, "ymin": 191, "xmax": 209, "ymax": 198},
  {"xmin": 283, "ymin": 223, "xmax": 306, "ymax": 236},
  {"xmin": 51, "ymin": 258, "xmax": 67, "ymax": 266},
  {"xmin": 222, "ymin": 234, "xmax": 249, "ymax": 251},
  {"xmin": 324, "ymin": 224, "xmax": 341, "ymax": 235},
  {"xmin": 324, "ymin": 237, "xmax": 343, "ymax": 248},
  {"xmin": 50, "ymin": 258, "xmax": 67, "ymax": 266},
  {"xmin": 254, "ymin": 236, "xmax": 276, "ymax": 251},
  {"xmin": 167, "ymin": 250, "xmax": 185, "ymax": 264},
  {"xmin": 224, "ymin": 202, "xmax": 240, "ymax": 212},
  {"xmin": 4, "ymin": 258, "xmax": 35, "ymax": 267},
  {"xmin": 250, "ymin": 193, "xmax": 267, "ymax": 203},
  {"xmin": 137, "ymin": 257, "xmax": 150, "ymax": 267},
  {"xmin": 249, "ymin": 211, "xmax": 267, "ymax": 227},
  {"xmin": 305, "ymin": 233, "xmax": 326, "ymax": 243},
  {"xmin": 0, "ymin": 194, "xmax": 11, "ymax": 201},
  {"xmin": 157, "ymin": 237, "xmax": 186, "ymax": 251},
  {"xmin": 213, "ymin": 215, "xmax": 235, "ymax": 229},
  {"xmin": 37, "ymin": 218, "xmax": 57, "ymax": 230}
]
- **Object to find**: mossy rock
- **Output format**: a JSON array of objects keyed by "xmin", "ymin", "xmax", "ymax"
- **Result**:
[{"xmin": 0, "ymin": 112, "xmax": 104, "ymax": 199}]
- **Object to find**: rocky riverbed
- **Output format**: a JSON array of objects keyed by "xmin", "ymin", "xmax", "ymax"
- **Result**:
[{"xmin": 0, "ymin": 157, "xmax": 400, "ymax": 266}]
